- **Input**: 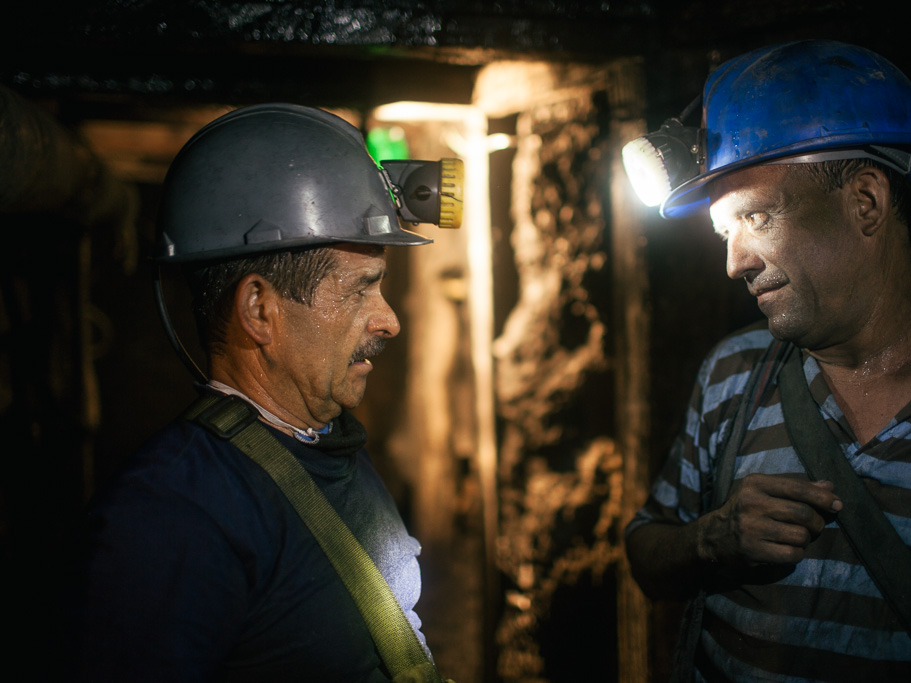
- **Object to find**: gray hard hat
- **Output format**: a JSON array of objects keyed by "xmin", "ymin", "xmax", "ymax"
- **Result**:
[{"xmin": 157, "ymin": 103, "xmax": 431, "ymax": 263}]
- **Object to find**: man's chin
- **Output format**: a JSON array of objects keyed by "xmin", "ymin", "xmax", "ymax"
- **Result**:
[
  {"xmin": 766, "ymin": 313, "xmax": 808, "ymax": 346},
  {"xmin": 338, "ymin": 395, "xmax": 364, "ymax": 411},
  {"xmin": 759, "ymin": 296, "xmax": 801, "ymax": 341},
  {"xmin": 336, "ymin": 379, "xmax": 369, "ymax": 413}
]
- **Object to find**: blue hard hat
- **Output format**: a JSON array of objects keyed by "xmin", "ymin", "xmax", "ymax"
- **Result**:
[{"xmin": 661, "ymin": 40, "xmax": 911, "ymax": 218}]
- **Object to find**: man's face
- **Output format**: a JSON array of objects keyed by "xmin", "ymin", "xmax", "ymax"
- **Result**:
[
  {"xmin": 270, "ymin": 243, "xmax": 400, "ymax": 425},
  {"xmin": 709, "ymin": 164, "xmax": 870, "ymax": 350}
]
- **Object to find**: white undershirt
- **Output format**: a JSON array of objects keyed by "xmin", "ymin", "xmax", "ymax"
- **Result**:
[{"xmin": 207, "ymin": 380, "xmax": 331, "ymax": 444}]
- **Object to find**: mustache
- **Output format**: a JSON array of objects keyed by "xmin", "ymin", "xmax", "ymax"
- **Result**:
[
  {"xmin": 747, "ymin": 272, "xmax": 787, "ymax": 296},
  {"xmin": 349, "ymin": 337, "xmax": 387, "ymax": 364}
]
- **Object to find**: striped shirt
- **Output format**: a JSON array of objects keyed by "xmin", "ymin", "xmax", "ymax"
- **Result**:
[{"xmin": 628, "ymin": 323, "xmax": 911, "ymax": 681}]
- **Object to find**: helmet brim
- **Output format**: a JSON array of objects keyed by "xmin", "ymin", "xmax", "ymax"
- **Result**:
[
  {"xmin": 660, "ymin": 136, "xmax": 911, "ymax": 219},
  {"xmin": 155, "ymin": 227, "xmax": 432, "ymax": 265}
]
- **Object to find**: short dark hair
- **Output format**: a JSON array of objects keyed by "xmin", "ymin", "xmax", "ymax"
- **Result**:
[
  {"xmin": 793, "ymin": 158, "xmax": 911, "ymax": 228},
  {"xmin": 187, "ymin": 246, "xmax": 337, "ymax": 356}
]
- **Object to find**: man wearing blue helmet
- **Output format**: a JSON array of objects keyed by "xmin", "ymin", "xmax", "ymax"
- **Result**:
[
  {"xmin": 63, "ymin": 105, "xmax": 459, "ymax": 682},
  {"xmin": 624, "ymin": 41, "xmax": 911, "ymax": 680}
]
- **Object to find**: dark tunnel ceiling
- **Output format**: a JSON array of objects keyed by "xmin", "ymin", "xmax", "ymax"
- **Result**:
[{"xmin": 1, "ymin": 0, "xmax": 905, "ymax": 112}]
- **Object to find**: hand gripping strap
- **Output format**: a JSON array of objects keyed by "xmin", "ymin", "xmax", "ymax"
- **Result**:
[
  {"xmin": 779, "ymin": 348, "xmax": 911, "ymax": 637},
  {"xmin": 673, "ymin": 338, "xmax": 789, "ymax": 682},
  {"xmin": 185, "ymin": 393, "xmax": 447, "ymax": 682}
]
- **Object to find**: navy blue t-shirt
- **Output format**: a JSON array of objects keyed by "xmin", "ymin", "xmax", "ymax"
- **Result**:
[{"xmin": 66, "ymin": 412, "xmax": 428, "ymax": 682}]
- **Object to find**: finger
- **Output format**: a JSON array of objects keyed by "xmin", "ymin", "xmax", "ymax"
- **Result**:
[
  {"xmin": 765, "ymin": 500, "xmax": 828, "ymax": 536},
  {"xmin": 763, "ymin": 520, "xmax": 814, "ymax": 549},
  {"xmin": 810, "ymin": 480, "xmax": 843, "ymax": 512},
  {"xmin": 741, "ymin": 514, "xmax": 815, "ymax": 550},
  {"xmin": 737, "ymin": 519, "xmax": 815, "ymax": 564},
  {"xmin": 751, "ymin": 537, "xmax": 810, "ymax": 565},
  {"xmin": 747, "ymin": 473, "xmax": 842, "ymax": 513}
]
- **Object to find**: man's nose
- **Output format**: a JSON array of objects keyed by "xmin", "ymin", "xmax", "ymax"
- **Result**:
[
  {"xmin": 368, "ymin": 296, "xmax": 401, "ymax": 338},
  {"xmin": 726, "ymin": 229, "xmax": 764, "ymax": 281}
]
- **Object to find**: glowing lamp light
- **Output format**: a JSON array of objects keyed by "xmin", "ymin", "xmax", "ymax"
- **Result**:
[
  {"xmin": 621, "ymin": 106, "xmax": 703, "ymax": 209},
  {"xmin": 621, "ymin": 136, "xmax": 673, "ymax": 207}
]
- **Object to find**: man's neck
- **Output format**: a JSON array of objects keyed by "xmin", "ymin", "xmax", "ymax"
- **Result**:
[
  {"xmin": 808, "ymin": 287, "xmax": 911, "ymax": 374},
  {"xmin": 208, "ymin": 358, "xmax": 326, "ymax": 435},
  {"xmin": 207, "ymin": 380, "xmax": 330, "ymax": 443},
  {"xmin": 809, "ymin": 303, "xmax": 911, "ymax": 444}
]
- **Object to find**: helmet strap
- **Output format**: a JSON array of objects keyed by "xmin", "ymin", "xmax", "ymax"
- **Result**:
[{"xmin": 154, "ymin": 266, "xmax": 208, "ymax": 384}]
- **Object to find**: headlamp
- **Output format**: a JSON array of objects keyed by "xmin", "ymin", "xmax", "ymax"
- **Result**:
[
  {"xmin": 381, "ymin": 158, "xmax": 464, "ymax": 229},
  {"xmin": 621, "ymin": 97, "xmax": 703, "ymax": 207}
]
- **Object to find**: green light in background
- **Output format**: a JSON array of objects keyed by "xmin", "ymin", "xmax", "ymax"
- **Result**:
[{"xmin": 367, "ymin": 126, "xmax": 410, "ymax": 162}]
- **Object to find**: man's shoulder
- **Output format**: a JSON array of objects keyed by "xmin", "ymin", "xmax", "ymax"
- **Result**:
[
  {"xmin": 700, "ymin": 320, "xmax": 775, "ymax": 384},
  {"xmin": 100, "ymin": 415, "xmax": 260, "ymax": 509},
  {"xmin": 708, "ymin": 319, "xmax": 774, "ymax": 361},
  {"xmin": 131, "ymin": 414, "xmax": 229, "ymax": 469},
  {"xmin": 89, "ymin": 415, "xmax": 303, "ymax": 560}
]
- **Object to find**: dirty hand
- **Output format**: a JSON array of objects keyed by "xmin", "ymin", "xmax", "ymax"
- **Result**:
[{"xmin": 695, "ymin": 473, "xmax": 842, "ymax": 567}]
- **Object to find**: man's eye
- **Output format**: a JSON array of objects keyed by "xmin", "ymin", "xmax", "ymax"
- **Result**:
[{"xmin": 744, "ymin": 212, "xmax": 769, "ymax": 229}]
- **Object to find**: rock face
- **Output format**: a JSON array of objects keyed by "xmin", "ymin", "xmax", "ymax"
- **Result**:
[{"xmin": 493, "ymin": 86, "xmax": 626, "ymax": 682}]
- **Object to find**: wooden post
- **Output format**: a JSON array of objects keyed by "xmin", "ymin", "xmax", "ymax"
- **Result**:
[{"xmin": 606, "ymin": 59, "xmax": 652, "ymax": 683}]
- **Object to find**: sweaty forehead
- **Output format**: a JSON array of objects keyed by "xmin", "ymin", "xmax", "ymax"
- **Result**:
[
  {"xmin": 326, "ymin": 243, "xmax": 388, "ymax": 283},
  {"xmin": 328, "ymin": 243, "xmax": 387, "ymax": 267}
]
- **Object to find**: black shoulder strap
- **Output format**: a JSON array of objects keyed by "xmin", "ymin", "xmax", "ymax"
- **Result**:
[
  {"xmin": 711, "ymin": 338, "xmax": 789, "ymax": 509},
  {"xmin": 184, "ymin": 393, "xmax": 448, "ymax": 682},
  {"xmin": 674, "ymin": 336, "xmax": 788, "ymax": 682},
  {"xmin": 779, "ymin": 348, "xmax": 911, "ymax": 636}
]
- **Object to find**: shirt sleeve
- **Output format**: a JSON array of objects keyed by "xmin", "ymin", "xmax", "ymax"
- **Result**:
[
  {"xmin": 625, "ymin": 325, "xmax": 771, "ymax": 538},
  {"xmin": 626, "ymin": 364, "xmax": 716, "ymax": 537}
]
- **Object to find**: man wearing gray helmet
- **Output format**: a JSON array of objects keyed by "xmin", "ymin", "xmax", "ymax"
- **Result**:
[
  {"xmin": 623, "ymin": 42, "xmax": 911, "ymax": 680},
  {"xmin": 64, "ymin": 105, "xmax": 460, "ymax": 682}
]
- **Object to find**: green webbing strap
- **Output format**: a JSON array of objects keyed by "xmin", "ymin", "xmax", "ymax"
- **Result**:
[
  {"xmin": 779, "ymin": 348, "xmax": 911, "ymax": 637},
  {"xmin": 185, "ymin": 393, "xmax": 444, "ymax": 682}
]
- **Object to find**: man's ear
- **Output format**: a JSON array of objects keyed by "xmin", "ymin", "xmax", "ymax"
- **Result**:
[
  {"xmin": 850, "ymin": 166, "xmax": 891, "ymax": 236},
  {"xmin": 234, "ymin": 274, "xmax": 279, "ymax": 345}
]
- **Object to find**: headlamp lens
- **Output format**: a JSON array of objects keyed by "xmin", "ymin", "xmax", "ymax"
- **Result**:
[
  {"xmin": 622, "ymin": 115, "xmax": 703, "ymax": 209},
  {"xmin": 622, "ymin": 136, "xmax": 674, "ymax": 207}
]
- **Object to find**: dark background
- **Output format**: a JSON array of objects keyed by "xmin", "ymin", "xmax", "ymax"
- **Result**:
[{"xmin": 2, "ymin": 1, "xmax": 907, "ymax": 680}]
